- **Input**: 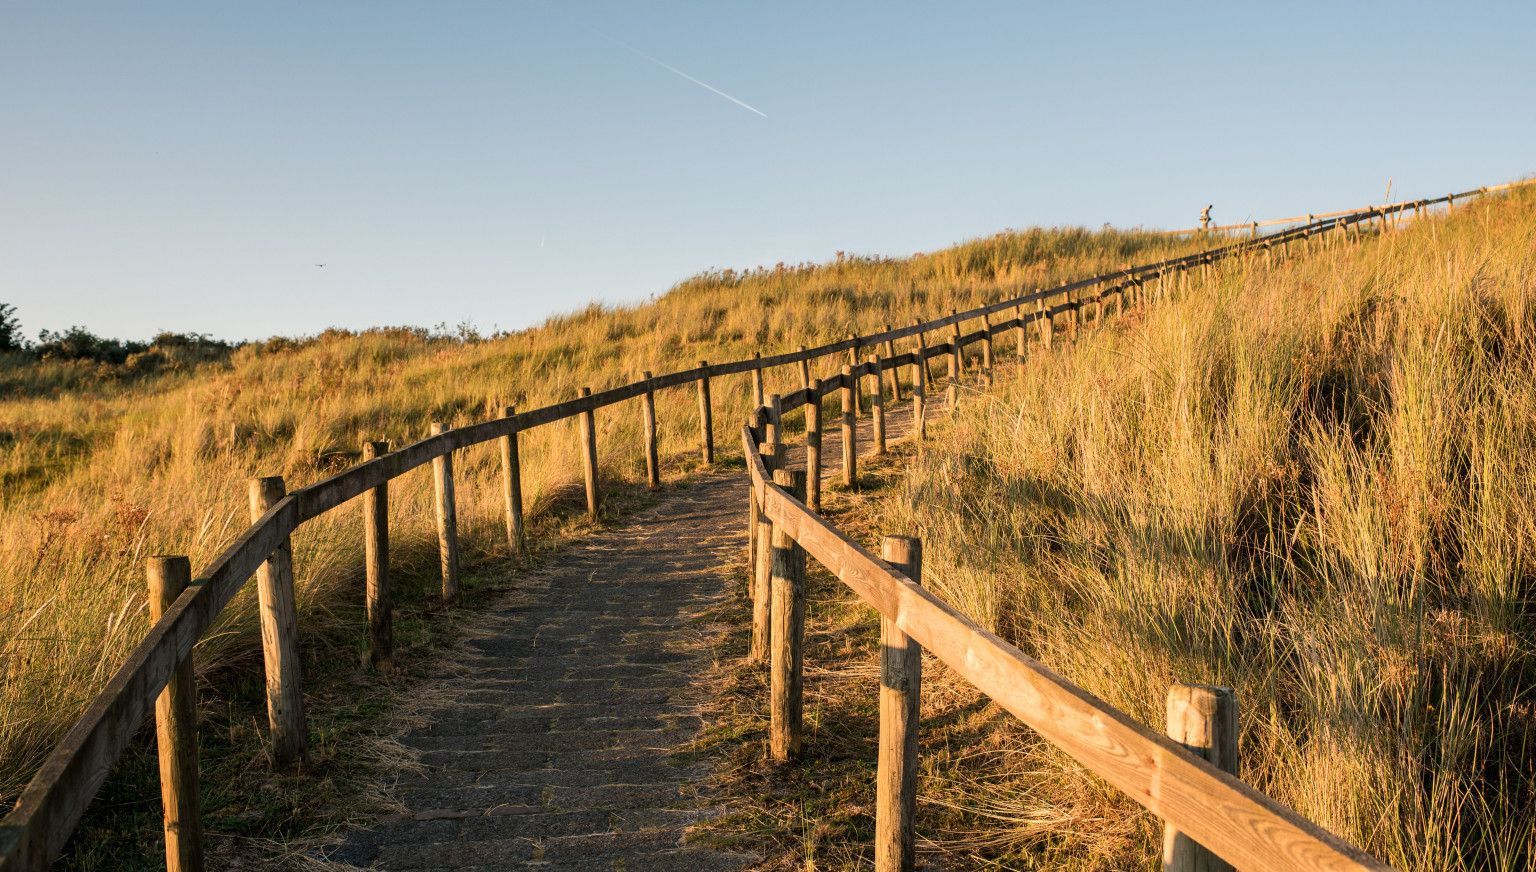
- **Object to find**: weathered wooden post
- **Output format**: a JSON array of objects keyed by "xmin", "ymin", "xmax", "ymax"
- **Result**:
[
  {"xmin": 914, "ymin": 318, "xmax": 930, "ymax": 388},
  {"xmin": 641, "ymin": 372, "xmax": 660, "ymax": 490},
  {"xmin": 1038, "ymin": 299, "xmax": 1053, "ymax": 349},
  {"xmin": 498, "ymin": 407, "xmax": 525, "ymax": 555},
  {"xmin": 751, "ymin": 351, "xmax": 765, "ymax": 410},
  {"xmin": 750, "ymin": 466, "xmax": 773, "ymax": 663},
  {"xmin": 883, "ymin": 325, "xmax": 902, "ymax": 401},
  {"xmin": 147, "ymin": 555, "xmax": 205, "ymax": 872},
  {"xmin": 949, "ymin": 310, "xmax": 962, "ymax": 380},
  {"xmin": 848, "ymin": 334, "xmax": 864, "ymax": 418},
  {"xmin": 946, "ymin": 315, "xmax": 961, "ymax": 412},
  {"xmin": 247, "ymin": 476, "xmax": 308, "ymax": 767},
  {"xmin": 980, "ymin": 313, "xmax": 993, "ymax": 385},
  {"xmin": 869, "ymin": 355, "xmax": 886, "ymax": 455},
  {"xmin": 697, "ymin": 360, "xmax": 714, "ymax": 465},
  {"xmin": 769, "ymin": 468, "xmax": 807, "ymax": 762},
  {"xmin": 429, "ymin": 423, "xmax": 461, "ymax": 604},
  {"xmin": 912, "ymin": 345, "xmax": 927, "ymax": 441},
  {"xmin": 766, "ymin": 393, "xmax": 784, "ymax": 470},
  {"xmin": 798, "ymin": 346, "xmax": 811, "ymax": 390},
  {"xmin": 577, "ymin": 387, "xmax": 600, "ymax": 520},
  {"xmin": 1014, "ymin": 304, "xmax": 1027, "ymax": 361},
  {"xmin": 806, "ymin": 379, "xmax": 823, "ymax": 511},
  {"xmin": 876, "ymin": 536, "xmax": 922, "ymax": 872},
  {"xmin": 1162, "ymin": 684, "xmax": 1239, "ymax": 872},
  {"xmin": 362, "ymin": 440, "xmax": 392, "ymax": 671},
  {"xmin": 841, "ymin": 365, "xmax": 857, "ymax": 488}
]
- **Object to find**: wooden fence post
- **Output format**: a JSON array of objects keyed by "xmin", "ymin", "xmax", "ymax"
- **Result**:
[
  {"xmin": 949, "ymin": 311, "xmax": 963, "ymax": 380},
  {"xmin": 498, "ymin": 407, "xmax": 525, "ymax": 555},
  {"xmin": 1038, "ymin": 299, "xmax": 1053, "ymax": 349},
  {"xmin": 946, "ymin": 316, "xmax": 961, "ymax": 412},
  {"xmin": 770, "ymin": 468, "xmax": 807, "ymax": 762},
  {"xmin": 579, "ymin": 387, "xmax": 600, "ymax": 521},
  {"xmin": 147, "ymin": 555, "xmax": 204, "ymax": 872},
  {"xmin": 1014, "ymin": 304, "xmax": 1027, "ymax": 362},
  {"xmin": 841, "ymin": 365, "xmax": 857, "ymax": 489},
  {"xmin": 767, "ymin": 393, "xmax": 784, "ymax": 470},
  {"xmin": 913, "ymin": 344, "xmax": 927, "ymax": 441},
  {"xmin": 429, "ymin": 423, "xmax": 460, "ymax": 604},
  {"xmin": 362, "ymin": 440, "xmax": 392, "ymax": 672},
  {"xmin": 806, "ymin": 379, "xmax": 823, "ymax": 511},
  {"xmin": 641, "ymin": 372, "xmax": 660, "ymax": 490},
  {"xmin": 848, "ymin": 334, "xmax": 864, "ymax": 418},
  {"xmin": 750, "ymin": 466, "xmax": 774, "ymax": 663},
  {"xmin": 914, "ymin": 318, "xmax": 930, "ymax": 388},
  {"xmin": 980, "ymin": 313, "xmax": 993, "ymax": 386},
  {"xmin": 876, "ymin": 536, "xmax": 923, "ymax": 872},
  {"xmin": 697, "ymin": 360, "xmax": 715, "ymax": 465},
  {"xmin": 1162, "ymin": 684, "xmax": 1239, "ymax": 872},
  {"xmin": 869, "ymin": 355, "xmax": 886, "ymax": 455},
  {"xmin": 883, "ymin": 325, "xmax": 902, "ymax": 402},
  {"xmin": 798, "ymin": 346, "xmax": 811, "ymax": 390},
  {"xmin": 247, "ymin": 476, "xmax": 308, "ymax": 768},
  {"xmin": 752, "ymin": 352, "xmax": 765, "ymax": 410}
]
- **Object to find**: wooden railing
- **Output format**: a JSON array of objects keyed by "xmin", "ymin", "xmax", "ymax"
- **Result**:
[
  {"xmin": 1160, "ymin": 178, "xmax": 1533, "ymax": 236},
  {"xmin": 0, "ymin": 184, "xmax": 1518, "ymax": 871}
]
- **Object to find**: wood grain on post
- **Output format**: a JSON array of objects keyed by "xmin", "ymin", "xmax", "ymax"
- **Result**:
[
  {"xmin": 869, "ymin": 355, "xmax": 886, "ymax": 455},
  {"xmin": 769, "ymin": 468, "xmax": 807, "ymax": 762},
  {"xmin": 1014, "ymin": 304, "xmax": 1027, "ymax": 361},
  {"xmin": 876, "ymin": 536, "xmax": 922, "ymax": 872},
  {"xmin": 752, "ymin": 352, "xmax": 765, "ymax": 411},
  {"xmin": 913, "ymin": 346, "xmax": 927, "ymax": 441},
  {"xmin": 766, "ymin": 393, "xmax": 785, "ymax": 471},
  {"xmin": 147, "ymin": 555, "xmax": 204, "ymax": 872},
  {"xmin": 362, "ymin": 440, "xmax": 392, "ymax": 672},
  {"xmin": 429, "ymin": 423, "xmax": 461, "ymax": 604},
  {"xmin": 883, "ymin": 325, "xmax": 902, "ymax": 401},
  {"xmin": 980, "ymin": 313, "xmax": 993, "ymax": 385},
  {"xmin": 914, "ymin": 319, "xmax": 931, "ymax": 388},
  {"xmin": 1163, "ymin": 684, "xmax": 1239, "ymax": 872},
  {"xmin": 247, "ymin": 476, "xmax": 308, "ymax": 768},
  {"xmin": 848, "ymin": 334, "xmax": 864, "ymax": 418},
  {"xmin": 946, "ymin": 333, "xmax": 960, "ymax": 412},
  {"xmin": 697, "ymin": 360, "xmax": 715, "ymax": 465},
  {"xmin": 949, "ymin": 311, "xmax": 963, "ymax": 379},
  {"xmin": 578, "ymin": 387, "xmax": 600, "ymax": 521},
  {"xmin": 641, "ymin": 373, "xmax": 660, "ymax": 490},
  {"xmin": 752, "ymin": 437, "xmax": 779, "ymax": 657},
  {"xmin": 798, "ymin": 346, "xmax": 811, "ymax": 391},
  {"xmin": 841, "ymin": 364, "xmax": 857, "ymax": 488},
  {"xmin": 498, "ymin": 407, "xmax": 525, "ymax": 555},
  {"xmin": 750, "ymin": 471, "xmax": 773, "ymax": 663},
  {"xmin": 806, "ymin": 379, "xmax": 823, "ymax": 511}
]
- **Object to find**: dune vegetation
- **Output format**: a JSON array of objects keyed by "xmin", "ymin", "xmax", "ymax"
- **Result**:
[
  {"xmin": 0, "ymin": 222, "xmax": 1200, "ymax": 814},
  {"xmin": 873, "ymin": 189, "xmax": 1536, "ymax": 870}
]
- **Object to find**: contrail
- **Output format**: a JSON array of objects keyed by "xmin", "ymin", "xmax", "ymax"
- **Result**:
[{"xmin": 594, "ymin": 31, "xmax": 767, "ymax": 118}]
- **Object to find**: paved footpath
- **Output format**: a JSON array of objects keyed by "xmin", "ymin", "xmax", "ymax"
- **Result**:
[{"xmin": 326, "ymin": 383, "xmax": 934, "ymax": 871}]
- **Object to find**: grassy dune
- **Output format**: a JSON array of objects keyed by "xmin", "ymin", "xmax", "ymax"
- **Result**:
[
  {"xmin": 0, "ymin": 224, "xmax": 1198, "ymax": 809},
  {"xmin": 877, "ymin": 191, "xmax": 1536, "ymax": 869}
]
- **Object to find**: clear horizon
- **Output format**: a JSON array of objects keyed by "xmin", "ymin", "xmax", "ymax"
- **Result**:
[{"xmin": 4, "ymin": 1, "xmax": 1533, "ymax": 343}]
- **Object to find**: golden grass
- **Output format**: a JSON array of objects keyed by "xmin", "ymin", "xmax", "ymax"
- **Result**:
[
  {"xmin": 0, "ymin": 223, "xmax": 1200, "ymax": 807},
  {"xmin": 875, "ymin": 192, "xmax": 1536, "ymax": 870}
]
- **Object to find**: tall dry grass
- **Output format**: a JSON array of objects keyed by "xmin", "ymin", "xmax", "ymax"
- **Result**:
[
  {"xmin": 880, "ymin": 192, "xmax": 1536, "ymax": 869},
  {"xmin": 0, "ymin": 225, "xmax": 1199, "ymax": 805}
]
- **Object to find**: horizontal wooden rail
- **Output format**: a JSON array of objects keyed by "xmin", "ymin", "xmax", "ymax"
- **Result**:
[{"xmin": 5, "ymin": 179, "xmax": 1520, "ymax": 869}]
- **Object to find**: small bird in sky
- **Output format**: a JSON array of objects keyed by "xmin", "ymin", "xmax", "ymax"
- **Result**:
[{"xmin": 315, "ymin": 263, "xmax": 327, "ymax": 268}]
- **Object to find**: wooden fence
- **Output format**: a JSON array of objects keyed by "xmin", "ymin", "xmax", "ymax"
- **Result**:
[{"xmin": 0, "ymin": 184, "xmax": 1518, "ymax": 871}]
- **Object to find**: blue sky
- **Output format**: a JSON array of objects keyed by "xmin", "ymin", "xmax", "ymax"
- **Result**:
[{"xmin": 3, "ymin": 1, "xmax": 1532, "ymax": 341}]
